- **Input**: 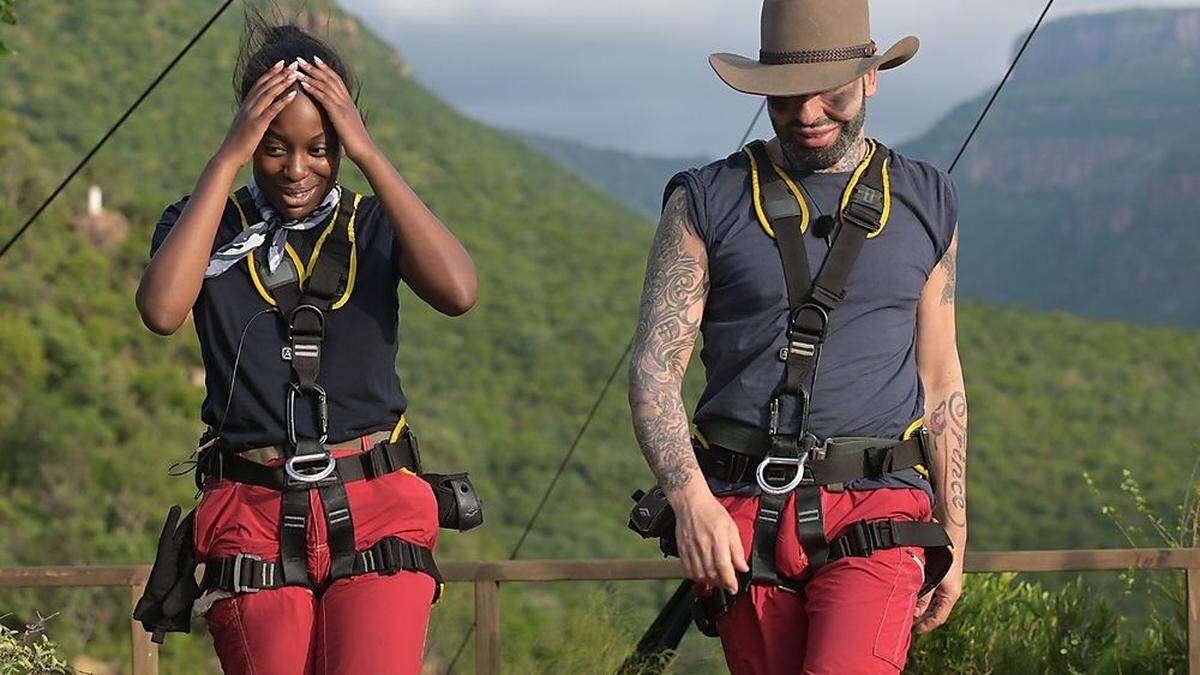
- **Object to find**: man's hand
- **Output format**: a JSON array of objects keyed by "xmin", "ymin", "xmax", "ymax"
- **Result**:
[
  {"xmin": 670, "ymin": 486, "xmax": 748, "ymax": 593},
  {"xmin": 913, "ymin": 550, "xmax": 963, "ymax": 633}
]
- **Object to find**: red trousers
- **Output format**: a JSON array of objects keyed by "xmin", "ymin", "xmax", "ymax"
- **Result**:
[
  {"xmin": 193, "ymin": 448, "xmax": 440, "ymax": 674},
  {"xmin": 714, "ymin": 487, "xmax": 932, "ymax": 674}
]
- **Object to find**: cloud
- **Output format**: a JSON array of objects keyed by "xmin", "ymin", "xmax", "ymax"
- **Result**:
[{"xmin": 343, "ymin": 0, "xmax": 1200, "ymax": 157}]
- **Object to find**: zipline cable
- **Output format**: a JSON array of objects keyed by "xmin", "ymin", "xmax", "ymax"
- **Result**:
[
  {"xmin": 948, "ymin": 0, "xmax": 1056, "ymax": 174},
  {"xmin": 0, "ymin": 0, "xmax": 237, "ymax": 262},
  {"xmin": 738, "ymin": 99, "xmax": 767, "ymax": 149},
  {"xmin": 621, "ymin": 1, "xmax": 1058, "ymax": 671},
  {"xmin": 444, "ymin": 338, "xmax": 634, "ymax": 671},
  {"xmin": 444, "ymin": 57, "xmax": 775, "ymax": 675}
]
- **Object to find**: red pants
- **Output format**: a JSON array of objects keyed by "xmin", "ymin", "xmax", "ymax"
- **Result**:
[
  {"xmin": 193, "ymin": 448, "xmax": 440, "ymax": 674},
  {"xmin": 714, "ymin": 487, "xmax": 932, "ymax": 674}
]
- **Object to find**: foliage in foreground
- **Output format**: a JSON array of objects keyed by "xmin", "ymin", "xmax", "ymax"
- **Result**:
[
  {"xmin": 0, "ymin": 615, "xmax": 71, "ymax": 675},
  {"xmin": 909, "ymin": 461, "xmax": 1198, "ymax": 674}
]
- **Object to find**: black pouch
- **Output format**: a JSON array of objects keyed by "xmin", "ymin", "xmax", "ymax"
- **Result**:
[
  {"xmin": 132, "ymin": 505, "xmax": 201, "ymax": 644},
  {"xmin": 628, "ymin": 486, "xmax": 678, "ymax": 557},
  {"xmin": 422, "ymin": 473, "xmax": 483, "ymax": 531},
  {"xmin": 691, "ymin": 589, "xmax": 734, "ymax": 637},
  {"xmin": 691, "ymin": 571, "xmax": 752, "ymax": 637}
]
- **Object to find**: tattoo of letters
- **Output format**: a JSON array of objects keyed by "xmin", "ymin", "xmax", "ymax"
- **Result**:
[
  {"xmin": 927, "ymin": 390, "xmax": 968, "ymax": 529},
  {"xmin": 628, "ymin": 188, "xmax": 709, "ymax": 492}
]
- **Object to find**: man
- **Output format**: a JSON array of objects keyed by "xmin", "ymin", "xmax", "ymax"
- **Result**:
[{"xmin": 628, "ymin": 1, "xmax": 967, "ymax": 672}]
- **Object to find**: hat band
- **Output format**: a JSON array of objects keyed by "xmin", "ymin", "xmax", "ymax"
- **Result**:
[{"xmin": 759, "ymin": 40, "xmax": 877, "ymax": 65}]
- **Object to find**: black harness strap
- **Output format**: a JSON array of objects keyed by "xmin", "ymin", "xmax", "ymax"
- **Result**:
[
  {"xmin": 202, "ymin": 536, "xmax": 443, "ymax": 601},
  {"xmin": 743, "ymin": 140, "xmax": 890, "ymax": 586},
  {"xmin": 229, "ymin": 188, "xmax": 362, "ymax": 586},
  {"xmin": 694, "ymin": 435, "xmax": 929, "ymax": 487},
  {"xmin": 827, "ymin": 519, "xmax": 952, "ymax": 597},
  {"xmin": 196, "ymin": 436, "xmax": 422, "ymax": 492}
]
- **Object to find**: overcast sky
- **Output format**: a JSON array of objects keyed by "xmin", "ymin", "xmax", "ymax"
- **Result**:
[{"xmin": 342, "ymin": 0, "xmax": 1199, "ymax": 158}]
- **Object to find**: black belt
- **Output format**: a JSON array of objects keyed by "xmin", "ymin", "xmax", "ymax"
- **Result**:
[
  {"xmin": 201, "ymin": 535, "xmax": 443, "ymax": 601},
  {"xmin": 197, "ymin": 435, "xmax": 422, "ymax": 492},
  {"xmin": 694, "ymin": 430, "xmax": 931, "ymax": 487}
]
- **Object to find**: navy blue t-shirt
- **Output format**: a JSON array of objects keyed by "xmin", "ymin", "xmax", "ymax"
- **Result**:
[
  {"xmin": 149, "ymin": 190, "xmax": 408, "ymax": 449},
  {"xmin": 668, "ymin": 142, "xmax": 957, "ymax": 492}
]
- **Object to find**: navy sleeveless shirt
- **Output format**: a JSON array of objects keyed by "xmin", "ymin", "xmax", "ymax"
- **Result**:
[
  {"xmin": 149, "ymin": 192, "xmax": 408, "ymax": 449},
  {"xmin": 667, "ymin": 142, "xmax": 957, "ymax": 492}
]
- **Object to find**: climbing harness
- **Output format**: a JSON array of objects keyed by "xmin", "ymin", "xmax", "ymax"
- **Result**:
[
  {"xmin": 630, "ymin": 140, "xmax": 952, "ymax": 637},
  {"xmin": 135, "ymin": 188, "xmax": 482, "ymax": 643}
]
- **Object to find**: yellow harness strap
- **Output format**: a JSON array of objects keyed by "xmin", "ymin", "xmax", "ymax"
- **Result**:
[{"xmin": 743, "ymin": 139, "xmax": 892, "ymax": 240}]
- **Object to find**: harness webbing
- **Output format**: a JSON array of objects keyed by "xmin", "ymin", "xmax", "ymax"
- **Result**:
[
  {"xmin": 229, "ymin": 187, "xmax": 366, "ymax": 587},
  {"xmin": 742, "ymin": 139, "xmax": 890, "ymax": 586}
]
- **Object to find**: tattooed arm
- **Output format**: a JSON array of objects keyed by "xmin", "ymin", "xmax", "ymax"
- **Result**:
[
  {"xmin": 629, "ymin": 186, "xmax": 747, "ymax": 593},
  {"xmin": 913, "ymin": 230, "xmax": 968, "ymax": 633}
]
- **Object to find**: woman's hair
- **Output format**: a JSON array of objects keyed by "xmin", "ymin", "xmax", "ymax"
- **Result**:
[{"xmin": 233, "ymin": 5, "xmax": 360, "ymax": 109}]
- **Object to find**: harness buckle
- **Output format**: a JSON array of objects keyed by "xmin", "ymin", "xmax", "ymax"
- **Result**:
[
  {"xmin": 285, "ymin": 452, "xmax": 338, "ymax": 484},
  {"xmin": 231, "ymin": 553, "xmax": 262, "ymax": 594}
]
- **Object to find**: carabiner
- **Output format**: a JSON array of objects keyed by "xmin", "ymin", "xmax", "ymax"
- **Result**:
[{"xmin": 286, "ymin": 383, "xmax": 329, "ymax": 448}]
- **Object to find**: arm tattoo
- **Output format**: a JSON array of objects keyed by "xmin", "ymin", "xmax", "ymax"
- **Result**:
[
  {"xmin": 628, "ymin": 187, "xmax": 709, "ymax": 493},
  {"xmin": 938, "ymin": 245, "xmax": 957, "ymax": 306},
  {"xmin": 926, "ymin": 390, "xmax": 968, "ymax": 530}
]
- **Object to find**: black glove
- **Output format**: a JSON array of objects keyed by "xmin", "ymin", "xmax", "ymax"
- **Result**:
[{"xmin": 132, "ymin": 505, "xmax": 201, "ymax": 644}]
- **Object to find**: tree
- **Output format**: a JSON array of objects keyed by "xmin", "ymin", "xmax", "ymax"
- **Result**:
[{"xmin": 0, "ymin": 0, "xmax": 15, "ymax": 55}]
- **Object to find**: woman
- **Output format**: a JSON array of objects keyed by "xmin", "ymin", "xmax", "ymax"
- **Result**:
[{"xmin": 136, "ymin": 18, "xmax": 477, "ymax": 674}]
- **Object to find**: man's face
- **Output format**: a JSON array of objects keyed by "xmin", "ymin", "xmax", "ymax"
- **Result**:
[{"xmin": 767, "ymin": 70, "xmax": 878, "ymax": 171}]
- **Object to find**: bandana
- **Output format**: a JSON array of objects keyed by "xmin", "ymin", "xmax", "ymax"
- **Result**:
[{"xmin": 205, "ymin": 176, "xmax": 341, "ymax": 278}]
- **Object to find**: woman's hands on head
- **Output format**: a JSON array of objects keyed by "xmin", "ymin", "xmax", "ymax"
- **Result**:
[
  {"xmin": 295, "ymin": 56, "xmax": 376, "ymax": 164},
  {"xmin": 215, "ymin": 60, "xmax": 301, "ymax": 168}
]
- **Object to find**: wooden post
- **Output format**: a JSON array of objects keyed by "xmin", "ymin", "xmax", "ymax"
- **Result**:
[
  {"xmin": 474, "ymin": 580, "xmax": 501, "ymax": 675},
  {"xmin": 1188, "ymin": 566, "xmax": 1199, "ymax": 675},
  {"xmin": 129, "ymin": 573, "xmax": 158, "ymax": 675}
]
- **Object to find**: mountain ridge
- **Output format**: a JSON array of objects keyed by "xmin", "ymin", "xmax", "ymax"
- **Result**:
[{"xmin": 0, "ymin": 3, "xmax": 1198, "ymax": 672}]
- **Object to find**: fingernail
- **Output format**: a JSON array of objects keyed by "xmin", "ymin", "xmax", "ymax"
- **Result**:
[
  {"xmin": 274, "ymin": 59, "xmax": 284, "ymax": 69},
  {"xmin": 314, "ymin": 56, "xmax": 324, "ymax": 65},
  {"xmin": 297, "ymin": 56, "xmax": 309, "ymax": 65}
]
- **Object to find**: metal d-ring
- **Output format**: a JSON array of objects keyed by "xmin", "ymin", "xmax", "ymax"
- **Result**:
[
  {"xmin": 756, "ymin": 452, "xmax": 809, "ymax": 495},
  {"xmin": 285, "ymin": 452, "xmax": 337, "ymax": 483}
]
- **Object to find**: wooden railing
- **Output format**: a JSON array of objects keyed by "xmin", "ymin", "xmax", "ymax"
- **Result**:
[{"xmin": 2, "ymin": 548, "xmax": 1198, "ymax": 674}]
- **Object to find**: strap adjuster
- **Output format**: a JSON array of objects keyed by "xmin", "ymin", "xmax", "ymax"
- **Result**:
[
  {"xmin": 841, "ymin": 185, "xmax": 884, "ymax": 234},
  {"xmin": 231, "ymin": 553, "xmax": 262, "ymax": 594}
]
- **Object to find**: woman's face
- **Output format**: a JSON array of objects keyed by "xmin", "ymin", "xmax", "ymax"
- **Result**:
[{"xmin": 252, "ymin": 91, "xmax": 339, "ymax": 221}]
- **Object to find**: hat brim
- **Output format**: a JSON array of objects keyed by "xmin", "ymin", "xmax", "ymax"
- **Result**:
[{"xmin": 709, "ymin": 36, "xmax": 919, "ymax": 97}]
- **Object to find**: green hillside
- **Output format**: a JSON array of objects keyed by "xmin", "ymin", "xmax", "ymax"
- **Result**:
[
  {"xmin": 517, "ymin": 131, "xmax": 710, "ymax": 217},
  {"xmin": 902, "ymin": 8, "xmax": 1200, "ymax": 328},
  {"xmin": 0, "ymin": 1, "xmax": 1197, "ymax": 672}
]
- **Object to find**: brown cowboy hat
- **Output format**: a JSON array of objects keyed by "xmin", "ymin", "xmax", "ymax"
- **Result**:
[{"xmin": 710, "ymin": 0, "xmax": 919, "ymax": 97}]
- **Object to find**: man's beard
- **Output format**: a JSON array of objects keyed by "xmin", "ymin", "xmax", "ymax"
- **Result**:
[{"xmin": 773, "ymin": 103, "xmax": 867, "ymax": 172}]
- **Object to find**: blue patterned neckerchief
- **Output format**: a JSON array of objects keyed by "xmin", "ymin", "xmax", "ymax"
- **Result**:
[{"xmin": 205, "ymin": 176, "xmax": 341, "ymax": 278}]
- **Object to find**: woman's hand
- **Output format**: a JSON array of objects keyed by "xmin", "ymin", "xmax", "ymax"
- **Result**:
[
  {"xmin": 215, "ymin": 60, "xmax": 300, "ymax": 168},
  {"xmin": 296, "ymin": 56, "xmax": 375, "ymax": 163}
]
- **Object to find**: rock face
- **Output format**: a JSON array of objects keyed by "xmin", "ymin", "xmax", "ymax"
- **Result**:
[{"xmin": 902, "ymin": 9, "xmax": 1200, "ymax": 327}]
